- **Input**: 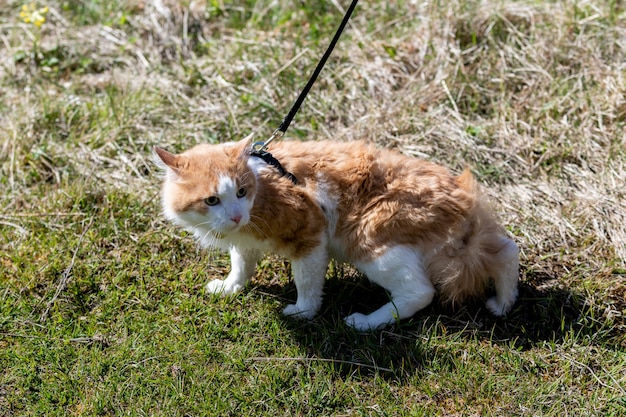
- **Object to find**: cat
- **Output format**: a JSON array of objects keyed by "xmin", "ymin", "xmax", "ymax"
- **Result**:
[{"xmin": 154, "ymin": 138, "xmax": 519, "ymax": 331}]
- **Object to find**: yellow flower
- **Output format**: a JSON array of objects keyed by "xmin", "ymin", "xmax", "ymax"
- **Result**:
[{"xmin": 20, "ymin": 2, "xmax": 49, "ymax": 28}]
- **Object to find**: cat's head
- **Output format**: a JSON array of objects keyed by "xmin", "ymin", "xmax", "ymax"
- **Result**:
[{"xmin": 153, "ymin": 139, "xmax": 257, "ymax": 242}]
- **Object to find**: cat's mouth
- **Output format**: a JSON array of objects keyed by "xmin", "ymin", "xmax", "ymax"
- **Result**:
[{"xmin": 218, "ymin": 221, "xmax": 247, "ymax": 235}]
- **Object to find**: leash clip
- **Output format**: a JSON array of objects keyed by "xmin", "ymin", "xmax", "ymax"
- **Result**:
[{"xmin": 252, "ymin": 128, "xmax": 284, "ymax": 152}]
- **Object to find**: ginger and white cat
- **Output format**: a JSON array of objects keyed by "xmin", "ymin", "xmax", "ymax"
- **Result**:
[{"xmin": 154, "ymin": 139, "xmax": 518, "ymax": 331}]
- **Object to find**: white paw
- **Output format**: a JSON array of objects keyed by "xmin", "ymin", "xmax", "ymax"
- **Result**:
[
  {"xmin": 486, "ymin": 296, "xmax": 512, "ymax": 316},
  {"xmin": 205, "ymin": 279, "xmax": 242, "ymax": 296},
  {"xmin": 344, "ymin": 312, "xmax": 380, "ymax": 331},
  {"xmin": 282, "ymin": 304, "xmax": 317, "ymax": 320}
]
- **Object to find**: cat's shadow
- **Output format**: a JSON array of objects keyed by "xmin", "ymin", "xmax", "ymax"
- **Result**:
[{"xmin": 257, "ymin": 266, "xmax": 621, "ymax": 380}]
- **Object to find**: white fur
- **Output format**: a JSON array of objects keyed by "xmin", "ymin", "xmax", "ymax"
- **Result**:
[
  {"xmin": 486, "ymin": 237, "xmax": 519, "ymax": 316},
  {"xmin": 213, "ymin": 175, "xmax": 249, "ymax": 229},
  {"xmin": 247, "ymin": 154, "xmax": 273, "ymax": 176},
  {"xmin": 206, "ymin": 247, "xmax": 262, "ymax": 295},
  {"xmin": 313, "ymin": 177, "xmax": 346, "ymax": 261},
  {"xmin": 282, "ymin": 238, "xmax": 329, "ymax": 319},
  {"xmin": 347, "ymin": 246, "xmax": 435, "ymax": 331}
]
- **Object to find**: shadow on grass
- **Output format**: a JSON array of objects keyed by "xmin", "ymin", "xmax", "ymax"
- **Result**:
[{"xmin": 262, "ymin": 265, "xmax": 624, "ymax": 380}]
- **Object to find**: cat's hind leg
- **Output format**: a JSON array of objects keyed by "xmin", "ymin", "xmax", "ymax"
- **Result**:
[
  {"xmin": 282, "ymin": 244, "xmax": 329, "ymax": 320},
  {"xmin": 485, "ymin": 236, "xmax": 519, "ymax": 316},
  {"xmin": 206, "ymin": 247, "xmax": 262, "ymax": 295},
  {"xmin": 346, "ymin": 246, "xmax": 435, "ymax": 331}
]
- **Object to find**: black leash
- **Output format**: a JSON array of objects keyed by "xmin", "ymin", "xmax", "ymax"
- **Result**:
[
  {"xmin": 251, "ymin": 0, "xmax": 359, "ymax": 183},
  {"xmin": 275, "ymin": 0, "xmax": 360, "ymax": 138}
]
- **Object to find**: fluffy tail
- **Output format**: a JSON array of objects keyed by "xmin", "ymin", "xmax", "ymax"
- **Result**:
[
  {"xmin": 455, "ymin": 167, "xmax": 477, "ymax": 194},
  {"xmin": 426, "ymin": 170, "xmax": 519, "ymax": 313}
]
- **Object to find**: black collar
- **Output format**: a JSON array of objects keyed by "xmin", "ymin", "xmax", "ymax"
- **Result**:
[{"xmin": 250, "ymin": 149, "xmax": 298, "ymax": 184}]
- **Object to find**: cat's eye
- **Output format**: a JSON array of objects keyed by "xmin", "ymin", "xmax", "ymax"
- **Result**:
[
  {"xmin": 236, "ymin": 187, "xmax": 247, "ymax": 198},
  {"xmin": 204, "ymin": 196, "xmax": 220, "ymax": 206}
]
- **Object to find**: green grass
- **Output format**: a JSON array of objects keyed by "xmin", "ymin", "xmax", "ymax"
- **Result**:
[{"xmin": 1, "ymin": 0, "xmax": 625, "ymax": 415}]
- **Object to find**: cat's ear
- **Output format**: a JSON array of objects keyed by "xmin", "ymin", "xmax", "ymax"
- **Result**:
[
  {"xmin": 153, "ymin": 146, "xmax": 183, "ymax": 179},
  {"xmin": 240, "ymin": 132, "xmax": 255, "ymax": 148},
  {"xmin": 234, "ymin": 133, "xmax": 255, "ymax": 161}
]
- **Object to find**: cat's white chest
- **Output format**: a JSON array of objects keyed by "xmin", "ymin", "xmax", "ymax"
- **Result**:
[{"xmin": 207, "ymin": 229, "xmax": 275, "ymax": 253}]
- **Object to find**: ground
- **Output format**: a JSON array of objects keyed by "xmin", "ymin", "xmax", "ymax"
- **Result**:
[{"xmin": 1, "ymin": 0, "xmax": 625, "ymax": 415}]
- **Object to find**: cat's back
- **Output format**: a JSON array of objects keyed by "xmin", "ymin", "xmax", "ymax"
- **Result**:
[
  {"xmin": 266, "ymin": 138, "xmax": 470, "ymax": 220},
  {"xmin": 268, "ymin": 139, "xmax": 451, "ymax": 188},
  {"xmin": 269, "ymin": 139, "xmax": 376, "ymax": 171}
]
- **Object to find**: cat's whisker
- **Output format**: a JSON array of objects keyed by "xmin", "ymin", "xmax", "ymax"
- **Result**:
[
  {"xmin": 243, "ymin": 219, "xmax": 267, "ymax": 239},
  {"xmin": 193, "ymin": 220, "xmax": 215, "ymax": 229},
  {"xmin": 198, "ymin": 229, "xmax": 215, "ymax": 247},
  {"xmin": 246, "ymin": 218, "xmax": 269, "ymax": 239},
  {"xmin": 249, "ymin": 214, "xmax": 270, "ymax": 232},
  {"xmin": 192, "ymin": 222, "xmax": 223, "ymax": 248}
]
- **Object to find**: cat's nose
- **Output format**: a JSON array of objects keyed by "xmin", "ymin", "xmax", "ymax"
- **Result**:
[{"xmin": 230, "ymin": 214, "xmax": 242, "ymax": 224}]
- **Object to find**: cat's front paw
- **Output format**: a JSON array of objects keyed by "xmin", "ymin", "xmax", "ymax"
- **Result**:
[
  {"xmin": 282, "ymin": 304, "xmax": 317, "ymax": 320},
  {"xmin": 486, "ymin": 296, "xmax": 512, "ymax": 316},
  {"xmin": 205, "ymin": 279, "xmax": 242, "ymax": 296},
  {"xmin": 344, "ymin": 312, "xmax": 380, "ymax": 331}
]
